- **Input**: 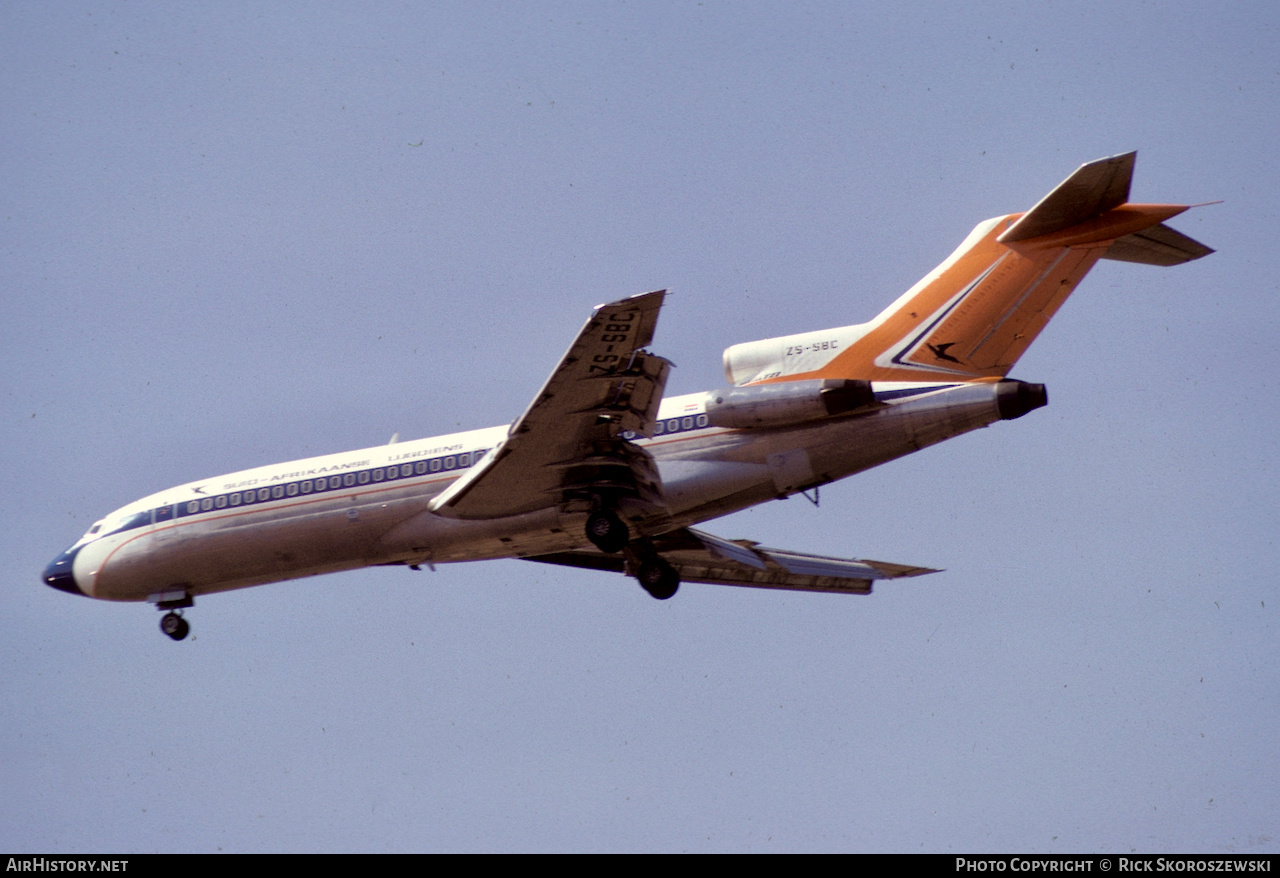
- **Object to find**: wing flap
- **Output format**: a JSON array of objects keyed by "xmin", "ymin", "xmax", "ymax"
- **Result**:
[
  {"xmin": 525, "ymin": 527, "xmax": 939, "ymax": 595},
  {"xmin": 430, "ymin": 291, "xmax": 671, "ymax": 520}
]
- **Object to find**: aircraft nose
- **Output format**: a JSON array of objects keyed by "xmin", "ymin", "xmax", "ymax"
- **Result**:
[{"xmin": 43, "ymin": 547, "xmax": 85, "ymax": 596}]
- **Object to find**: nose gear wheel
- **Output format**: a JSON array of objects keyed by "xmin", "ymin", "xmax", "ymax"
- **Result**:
[{"xmin": 160, "ymin": 611, "xmax": 190, "ymax": 641}]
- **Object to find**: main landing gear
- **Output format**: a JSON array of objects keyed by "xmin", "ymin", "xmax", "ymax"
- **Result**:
[
  {"xmin": 585, "ymin": 509, "xmax": 629, "ymax": 554},
  {"xmin": 584, "ymin": 506, "xmax": 680, "ymax": 599},
  {"xmin": 635, "ymin": 555, "xmax": 679, "ymax": 600},
  {"xmin": 160, "ymin": 611, "xmax": 190, "ymax": 641},
  {"xmin": 622, "ymin": 538, "xmax": 680, "ymax": 601}
]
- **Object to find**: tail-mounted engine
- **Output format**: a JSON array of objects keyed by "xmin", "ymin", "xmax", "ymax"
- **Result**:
[{"xmin": 704, "ymin": 378, "xmax": 876, "ymax": 429}]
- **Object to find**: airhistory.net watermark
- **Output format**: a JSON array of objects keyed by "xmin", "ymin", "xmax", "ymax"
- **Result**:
[{"xmin": 6, "ymin": 861, "xmax": 128, "ymax": 872}]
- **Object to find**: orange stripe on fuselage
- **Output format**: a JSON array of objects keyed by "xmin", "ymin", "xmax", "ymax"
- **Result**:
[{"xmin": 758, "ymin": 203, "xmax": 1187, "ymax": 384}]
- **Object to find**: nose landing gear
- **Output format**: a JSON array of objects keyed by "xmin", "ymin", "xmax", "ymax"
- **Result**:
[
  {"xmin": 160, "ymin": 611, "xmax": 190, "ymax": 641},
  {"xmin": 150, "ymin": 590, "xmax": 194, "ymax": 641}
]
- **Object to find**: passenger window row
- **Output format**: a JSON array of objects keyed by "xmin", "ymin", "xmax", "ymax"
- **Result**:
[
  {"xmin": 138, "ymin": 449, "xmax": 489, "ymax": 521},
  {"xmin": 621, "ymin": 413, "xmax": 709, "ymax": 441}
]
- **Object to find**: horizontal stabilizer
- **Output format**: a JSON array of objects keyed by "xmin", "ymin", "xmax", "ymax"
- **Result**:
[
  {"xmin": 524, "ymin": 527, "xmax": 938, "ymax": 595},
  {"xmin": 1103, "ymin": 222, "xmax": 1214, "ymax": 266},
  {"xmin": 998, "ymin": 152, "xmax": 1135, "ymax": 243}
]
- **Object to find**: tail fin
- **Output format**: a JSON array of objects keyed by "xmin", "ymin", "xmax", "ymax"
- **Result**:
[{"xmin": 725, "ymin": 153, "xmax": 1212, "ymax": 386}]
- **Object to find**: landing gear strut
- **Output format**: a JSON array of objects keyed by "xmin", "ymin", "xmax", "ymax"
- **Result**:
[
  {"xmin": 160, "ymin": 611, "xmax": 190, "ymax": 641},
  {"xmin": 585, "ymin": 510, "xmax": 629, "ymax": 554}
]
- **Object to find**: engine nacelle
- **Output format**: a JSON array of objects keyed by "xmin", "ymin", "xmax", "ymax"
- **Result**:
[{"xmin": 704, "ymin": 379, "xmax": 876, "ymax": 429}]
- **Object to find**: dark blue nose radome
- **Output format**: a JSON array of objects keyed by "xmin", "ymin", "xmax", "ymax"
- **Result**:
[{"xmin": 43, "ymin": 547, "xmax": 84, "ymax": 596}]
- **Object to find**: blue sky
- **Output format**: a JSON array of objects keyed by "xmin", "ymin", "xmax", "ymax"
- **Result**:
[{"xmin": 2, "ymin": 1, "xmax": 1276, "ymax": 852}]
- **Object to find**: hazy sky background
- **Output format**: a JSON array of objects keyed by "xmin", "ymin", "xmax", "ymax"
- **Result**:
[{"xmin": 3, "ymin": 1, "xmax": 1276, "ymax": 853}]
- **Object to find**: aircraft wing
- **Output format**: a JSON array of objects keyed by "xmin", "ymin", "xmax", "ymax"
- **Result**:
[
  {"xmin": 430, "ymin": 290, "xmax": 672, "ymax": 519},
  {"xmin": 525, "ymin": 527, "xmax": 939, "ymax": 594}
]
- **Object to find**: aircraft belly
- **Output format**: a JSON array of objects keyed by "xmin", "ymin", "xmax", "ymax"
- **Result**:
[
  {"xmin": 653, "ymin": 383, "xmax": 1007, "ymax": 528},
  {"xmin": 375, "ymin": 505, "xmax": 583, "ymax": 564},
  {"xmin": 656, "ymin": 458, "xmax": 771, "ymax": 513},
  {"xmin": 808, "ymin": 383, "xmax": 1005, "ymax": 483}
]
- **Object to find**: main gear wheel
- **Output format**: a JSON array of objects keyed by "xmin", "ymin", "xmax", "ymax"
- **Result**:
[
  {"xmin": 585, "ymin": 510, "xmax": 629, "ymax": 554},
  {"xmin": 636, "ymin": 557, "xmax": 680, "ymax": 600}
]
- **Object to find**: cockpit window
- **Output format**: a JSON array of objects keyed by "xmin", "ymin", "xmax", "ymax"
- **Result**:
[
  {"xmin": 98, "ymin": 509, "xmax": 153, "ymax": 537},
  {"xmin": 123, "ymin": 510, "xmax": 153, "ymax": 531}
]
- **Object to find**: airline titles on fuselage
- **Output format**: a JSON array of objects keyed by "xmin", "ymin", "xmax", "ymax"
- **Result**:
[
  {"xmin": 214, "ymin": 444, "xmax": 471, "ymax": 491},
  {"xmin": 386, "ymin": 443, "xmax": 466, "ymax": 463}
]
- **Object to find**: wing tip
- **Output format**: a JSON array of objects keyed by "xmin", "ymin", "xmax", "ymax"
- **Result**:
[
  {"xmin": 594, "ymin": 289, "xmax": 667, "ymax": 312},
  {"xmin": 861, "ymin": 560, "xmax": 943, "ymax": 579}
]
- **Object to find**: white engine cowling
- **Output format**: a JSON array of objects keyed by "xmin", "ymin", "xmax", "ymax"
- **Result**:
[{"xmin": 704, "ymin": 379, "xmax": 876, "ymax": 429}]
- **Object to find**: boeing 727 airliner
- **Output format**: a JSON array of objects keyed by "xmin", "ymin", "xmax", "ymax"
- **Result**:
[{"xmin": 43, "ymin": 153, "xmax": 1212, "ymax": 639}]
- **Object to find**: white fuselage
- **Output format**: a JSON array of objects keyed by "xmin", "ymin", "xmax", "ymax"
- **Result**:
[{"xmin": 48, "ymin": 381, "xmax": 1013, "ymax": 603}]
